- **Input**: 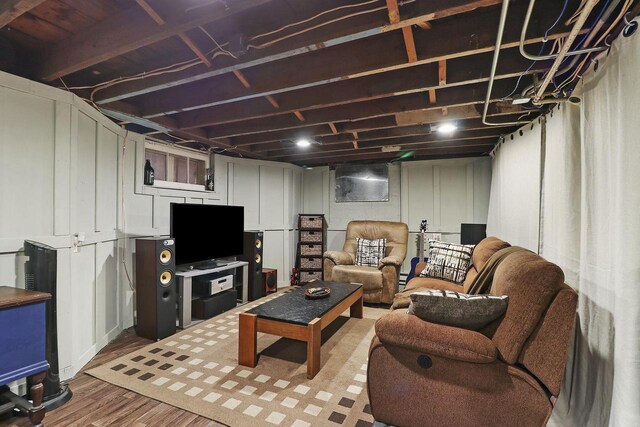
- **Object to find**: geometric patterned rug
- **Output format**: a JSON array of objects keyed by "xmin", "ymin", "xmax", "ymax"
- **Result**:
[{"xmin": 87, "ymin": 289, "xmax": 388, "ymax": 427}]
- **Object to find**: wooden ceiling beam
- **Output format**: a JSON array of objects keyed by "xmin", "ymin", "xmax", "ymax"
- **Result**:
[
  {"xmin": 129, "ymin": 0, "xmax": 572, "ymax": 120},
  {"xmin": 271, "ymin": 128, "xmax": 507, "ymax": 159},
  {"xmin": 166, "ymin": 47, "xmax": 542, "ymax": 128},
  {"xmin": 98, "ymin": 107, "xmax": 262, "ymax": 159},
  {"xmin": 0, "ymin": 0, "xmax": 47, "ymax": 29},
  {"xmin": 257, "ymin": 115, "xmax": 524, "ymax": 153},
  {"xmin": 135, "ymin": 0, "xmax": 213, "ymax": 68},
  {"xmin": 188, "ymin": 77, "xmax": 526, "ymax": 137},
  {"xmin": 386, "ymin": 0, "xmax": 418, "ymax": 62},
  {"xmin": 298, "ymin": 144, "xmax": 496, "ymax": 166},
  {"xmin": 233, "ymin": 70, "xmax": 252, "ymax": 89},
  {"xmin": 92, "ymin": 0, "xmax": 503, "ymax": 103},
  {"xmin": 277, "ymin": 139, "xmax": 498, "ymax": 162},
  {"xmin": 174, "ymin": 51, "xmax": 530, "ymax": 128},
  {"xmin": 328, "ymin": 122, "xmax": 338, "ymax": 134},
  {"xmin": 37, "ymin": 0, "xmax": 270, "ymax": 81},
  {"xmin": 265, "ymin": 95, "xmax": 280, "ymax": 109},
  {"xmin": 229, "ymin": 108, "xmax": 531, "ymax": 148}
]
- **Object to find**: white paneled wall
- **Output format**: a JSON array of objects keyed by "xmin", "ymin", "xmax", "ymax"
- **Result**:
[
  {"xmin": 0, "ymin": 71, "xmax": 302, "ymax": 380},
  {"xmin": 302, "ymin": 158, "xmax": 492, "ymax": 275}
]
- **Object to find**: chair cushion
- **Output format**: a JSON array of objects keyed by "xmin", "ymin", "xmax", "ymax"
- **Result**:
[
  {"xmin": 408, "ymin": 290, "xmax": 509, "ymax": 330},
  {"xmin": 420, "ymin": 240, "xmax": 474, "ymax": 284},
  {"xmin": 355, "ymin": 237, "xmax": 386, "ymax": 267},
  {"xmin": 332, "ymin": 265, "xmax": 383, "ymax": 290},
  {"xmin": 405, "ymin": 276, "xmax": 463, "ymax": 292}
]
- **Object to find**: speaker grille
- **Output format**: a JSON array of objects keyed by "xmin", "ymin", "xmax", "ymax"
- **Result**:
[
  {"xmin": 159, "ymin": 249, "xmax": 172, "ymax": 264},
  {"xmin": 160, "ymin": 271, "xmax": 173, "ymax": 286}
]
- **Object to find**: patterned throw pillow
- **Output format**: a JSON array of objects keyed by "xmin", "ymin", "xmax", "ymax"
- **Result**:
[
  {"xmin": 408, "ymin": 290, "xmax": 509, "ymax": 330},
  {"xmin": 355, "ymin": 237, "xmax": 387, "ymax": 267},
  {"xmin": 420, "ymin": 240, "xmax": 474, "ymax": 284}
]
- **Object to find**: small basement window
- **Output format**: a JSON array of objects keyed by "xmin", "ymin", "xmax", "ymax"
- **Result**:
[{"xmin": 144, "ymin": 140, "xmax": 210, "ymax": 191}]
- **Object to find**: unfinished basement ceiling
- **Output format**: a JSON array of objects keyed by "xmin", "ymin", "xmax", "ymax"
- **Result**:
[{"xmin": 0, "ymin": 0, "xmax": 637, "ymax": 165}]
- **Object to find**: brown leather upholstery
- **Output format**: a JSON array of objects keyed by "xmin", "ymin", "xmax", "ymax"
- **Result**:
[
  {"xmin": 405, "ymin": 236, "xmax": 511, "ymax": 293},
  {"xmin": 368, "ymin": 249, "xmax": 578, "ymax": 427},
  {"xmin": 323, "ymin": 220, "xmax": 408, "ymax": 304}
]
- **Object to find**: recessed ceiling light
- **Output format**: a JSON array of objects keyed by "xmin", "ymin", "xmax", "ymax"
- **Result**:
[
  {"xmin": 437, "ymin": 123, "xmax": 457, "ymax": 134},
  {"xmin": 296, "ymin": 138, "xmax": 311, "ymax": 147}
]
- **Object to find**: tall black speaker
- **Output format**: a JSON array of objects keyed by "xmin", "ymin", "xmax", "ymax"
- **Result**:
[
  {"xmin": 24, "ymin": 240, "xmax": 73, "ymax": 410},
  {"xmin": 135, "ymin": 238, "xmax": 176, "ymax": 340},
  {"xmin": 239, "ymin": 231, "xmax": 264, "ymax": 301}
]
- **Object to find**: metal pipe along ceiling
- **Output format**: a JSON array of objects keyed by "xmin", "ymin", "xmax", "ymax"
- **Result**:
[
  {"xmin": 519, "ymin": 0, "xmax": 608, "ymax": 61},
  {"xmin": 482, "ymin": 0, "xmax": 531, "ymax": 126}
]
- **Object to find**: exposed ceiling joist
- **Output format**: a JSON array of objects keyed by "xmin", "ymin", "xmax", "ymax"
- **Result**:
[
  {"xmin": 386, "ymin": 0, "xmax": 417, "ymax": 62},
  {"xmin": 38, "ymin": 0, "xmax": 270, "ymax": 81},
  {"xmin": 127, "ymin": 1, "xmax": 571, "ymax": 120},
  {"xmin": 191, "ymin": 78, "xmax": 526, "ymax": 136},
  {"xmin": 272, "ymin": 128, "xmax": 507, "ymax": 159},
  {"xmin": 300, "ymin": 144, "xmax": 496, "ymax": 165},
  {"xmin": 233, "ymin": 108, "xmax": 529, "ymax": 149},
  {"xmin": 166, "ymin": 47, "xmax": 543, "ymax": 128},
  {"xmin": 135, "ymin": 0, "xmax": 213, "ymax": 68},
  {"xmin": 0, "ymin": 0, "xmax": 47, "ymax": 29},
  {"xmin": 92, "ymin": 0, "xmax": 502, "ymax": 104},
  {"xmin": 232, "ymin": 70, "xmax": 252, "ymax": 89},
  {"xmin": 100, "ymin": 107, "xmax": 263, "ymax": 160},
  {"xmin": 258, "ymin": 114, "xmax": 524, "ymax": 153}
]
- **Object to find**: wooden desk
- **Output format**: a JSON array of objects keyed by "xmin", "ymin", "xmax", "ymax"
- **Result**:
[{"xmin": 0, "ymin": 286, "xmax": 51, "ymax": 426}]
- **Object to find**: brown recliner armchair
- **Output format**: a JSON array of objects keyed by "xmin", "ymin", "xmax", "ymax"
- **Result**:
[
  {"xmin": 323, "ymin": 220, "xmax": 408, "ymax": 304},
  {"xmin": 368, "ymin": 250, "xmax": 578, "ymax": 427}
]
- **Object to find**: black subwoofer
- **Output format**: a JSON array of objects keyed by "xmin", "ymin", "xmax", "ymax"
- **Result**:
[
  {"xmin": 239, "ymin": 231, "xmax": 264, "ymax": 301},
  {"xmin": 135, "ymin": 238, "xmax": 176, "ymax": 340}
]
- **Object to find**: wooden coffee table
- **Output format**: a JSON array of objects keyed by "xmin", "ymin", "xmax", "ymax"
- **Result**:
[{"xmin": 238, "ymin": 281, "xmax": 363, "ymax": 379}]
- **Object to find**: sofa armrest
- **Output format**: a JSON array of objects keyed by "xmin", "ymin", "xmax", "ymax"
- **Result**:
[
  {"xmin": 374, "ymin": 310, "xmax": 497, "ymax": 364},
  {"xmin": 323, "ymin": 250, "xmax": 353, "ymax": 265},
  {"xmin": 379, "ymin": 255, "xmax": 403, "ymax": 267}
]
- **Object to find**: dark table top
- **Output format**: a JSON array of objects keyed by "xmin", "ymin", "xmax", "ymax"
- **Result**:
[{"xmin": 247, "ymin": 281, "xmax": 362, "ymax": 326}]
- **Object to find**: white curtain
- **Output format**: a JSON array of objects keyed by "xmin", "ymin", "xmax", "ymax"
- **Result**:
[
  {"xmin": 546, "ymin": 29, "xmax": 640, "ymax": 427},
  {"xmin": 486, "ymin": 121, "xmax": 541, "ymax": 251},
  {"xmin": 488, "ymin": 29, "xmax": 640, "ymax": 426}
]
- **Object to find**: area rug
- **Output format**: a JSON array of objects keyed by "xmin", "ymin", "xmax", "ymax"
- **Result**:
[{"xmin": 87, "ymin": 290, "xmax": 388, "ymax": 427}]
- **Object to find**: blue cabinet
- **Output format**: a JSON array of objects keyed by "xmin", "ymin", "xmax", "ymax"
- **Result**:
[{"xmin": 0, "ymin": 286, "xmax": 51, "ymax": 426}]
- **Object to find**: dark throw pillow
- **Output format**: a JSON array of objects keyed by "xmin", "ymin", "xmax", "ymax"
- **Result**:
[
  {"xmin": 355, "ymin": 237, "xmax": 387, "ymax": 267},
  {"xmin": 408, "ymin": 290, "xmax": 508, "ymax": 330},
  {"xmin": 420, "ymin": 240, "xmax": 474, "ymax": 284}
]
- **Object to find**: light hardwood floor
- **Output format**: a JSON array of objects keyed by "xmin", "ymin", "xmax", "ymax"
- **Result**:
[{"xmin": 1, "ymin": 328, "xmax": 219, "ymax": 427}]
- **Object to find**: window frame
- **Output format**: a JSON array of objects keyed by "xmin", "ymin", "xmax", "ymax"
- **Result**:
[{"xmin": 144, "ymin": 140, "xmax": 210, "ymax": 192}]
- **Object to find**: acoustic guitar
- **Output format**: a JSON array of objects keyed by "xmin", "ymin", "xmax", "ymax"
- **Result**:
[{"xmin": 405, "ymin": 220, "xmax": 428, "ymax": 283}]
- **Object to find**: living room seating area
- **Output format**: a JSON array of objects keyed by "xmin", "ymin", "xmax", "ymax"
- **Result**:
[
  {"xmin": 1, "ymin": 1, "xmax": 639, "ymax": 426},
  {"xmin": 368, "ymin": 242, "xmax": 578, "ymax": 427}
]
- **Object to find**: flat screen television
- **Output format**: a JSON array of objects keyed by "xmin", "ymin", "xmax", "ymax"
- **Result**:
[{"xmin": 170, "ymin": 203, "xmax": 244, "ymax": 267}]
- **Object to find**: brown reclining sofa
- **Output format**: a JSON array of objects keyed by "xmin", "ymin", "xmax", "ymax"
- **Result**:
[{"xmin": 367, "ymin": 237, "xmax": 578, "ymax": 427}]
